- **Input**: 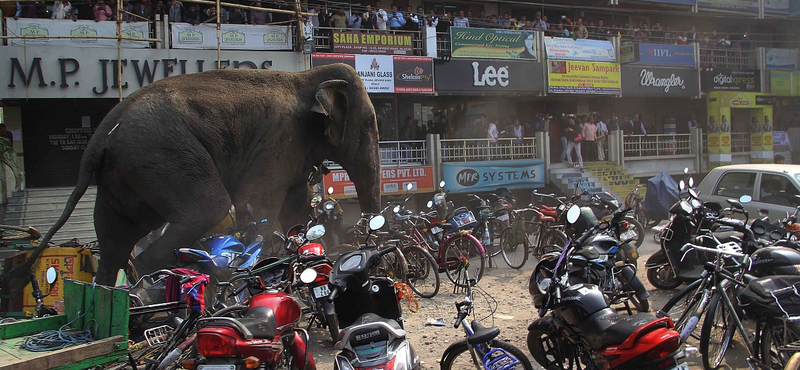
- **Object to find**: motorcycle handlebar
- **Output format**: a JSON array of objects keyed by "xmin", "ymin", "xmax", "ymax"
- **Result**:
[
  {"xmin": 326, "ymin": 286, "xmax": 339, "ymax": 303},
  {"xmin": 29, "ymin": 274, "xmax": 41, "ymax": 298}
]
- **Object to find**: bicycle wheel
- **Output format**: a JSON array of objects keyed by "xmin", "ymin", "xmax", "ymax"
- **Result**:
[
  {"xmin": 621, "ymin": 216, "xmax": 645, "ymax": 248},
  {"xmin": 372, "ymin": 246, "xmax": 408, "ymax": 283},
  {"xmin": 217, "ymin": 274, "xmax": 252, "ymax": 308},
  {"xmin": 760, "ymin": 320, "xmax": 800, "ymax": 370},
  {"xmin": 402, "ymin": 245, "xmax": 440, "ymax": 299},
  {"xmin": 540, "ymin": 229, "xmax": 568, "ymax": 255},
  {"xmin": 500, "ymin": 227, "xmax": 528, "ymax": 269},
  {"xmin": 658, "ymin": 279, "xmax": 705, "ymax": 342},
  {"xmin": 444, "ymin": 235, "xmax": 485, "ymax": 288},
  {"xmin": 440, "ymin": 338, "xmax": 533, "ymax": 370},
  {"xmin": 700, "ymin": 293, "xmax": 736, "ymax": 370}
]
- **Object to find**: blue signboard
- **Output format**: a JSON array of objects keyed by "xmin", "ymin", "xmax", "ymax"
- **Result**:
[
  {"xmin": 766, "ymin": 48, "xmax": 796, "ymax": 70},
  {"xmin": 621, "ymin": 43, "xmax": 695, "ymax": 67},
  {"xmin": 442, "ymin": 159, "xmax": 545, "ymax": 193}
]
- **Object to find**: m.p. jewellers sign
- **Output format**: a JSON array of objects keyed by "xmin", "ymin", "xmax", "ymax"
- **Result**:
[
  {"xmin": 621, "ymin": 66, "xmax": 698, "ymax": 97},
  {"xmin": 0, "ymin": 46, "xmax": 305, "ymax": 99}
]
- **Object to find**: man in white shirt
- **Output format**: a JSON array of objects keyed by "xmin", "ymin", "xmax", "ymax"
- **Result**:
[
  {"xmin": 453, "ymin": 10, "xmax": 469, "ymax": 28},
  {"xmin": 595, "ymin": 115, "xmax": 608, "ymax": 161},
  {"xmin": 687, "ymin": 114, "xmax": 698, "ymax": 132},
  {"xmin": 374, "ymin": 2, "xmax": 388, "ymax": 31}
]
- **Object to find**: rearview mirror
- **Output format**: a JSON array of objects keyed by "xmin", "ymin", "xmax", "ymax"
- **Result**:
[
  {"xmin": 688, "ymin": 177, "xmax": 694, "ymax": 188},
  {"xmin": 369, "ymin": 215, "xmax": 386, "ymax": 231},
  {"xmin": 688, "ymin": 188, "xmax": 699, "ymax": 199},
  {"xmin": 566, "ymin": 205, "xmax": 581, "ymax": 224},
  {"xmin": 327, "ymin": 187, "xmax": 334, "ymax": 195},
  {"xmin": 427, "ymin": 200, "xmax": 433, "ymax": 209},
  {"xmin": 393, "ymin": 205, "xmax": 401, "ymax": 214},
  {"xmin": 439, "ymin": 181, "xmax": 446, "ymax": 188},
  {"xmin": 679, "ymin": 180, "xmax": 686, "ymax": 190},
  {"xmin": 739, "ymin": 194, "xmax": 752, "ymax": 204},
  {"xmin": 45, "ymin": 267, "xmax": 57, "ymax": 295},
  {"xmin": 307, "ymin": 225, "xmax": 326, "ymax": 241},
  {"xmin": 683, "ymin": 167, "xmax": 689, "ymax": 174},
  {"xmin": 406, "ymin": 183, "xmax": 413, "ymax": 191}
]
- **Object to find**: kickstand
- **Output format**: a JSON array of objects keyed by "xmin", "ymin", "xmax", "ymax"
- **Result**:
[{"xmin": 623, "ymin": 301, "xmax": 633, "ymax": 315}]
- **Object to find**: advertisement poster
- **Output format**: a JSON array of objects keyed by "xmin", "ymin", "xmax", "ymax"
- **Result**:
[
  {"xmin": 698, "ymin": 0, "xmax": 759, "ymax": 12},
  {"xmin": 311, "ymin": 53, "xmax": 434, "ymax": 93},
  {"xmin": 332, "ymin": 31, "xmax": 413, "ymax": 55},
  {"xmin": 765, "ymin": 0, "xmax": 790, "ymax": 14},
  {"xmin": 543, "ymin": 37, "xmax": 616, "ymax": 62},
  {"xmin": 771, "ymin": 70, "xmax": 793, "ymax": 95},
  {"xmin": 171, "ymin": 23, "xmax": 292, "ymax": 50},
  {"xmin": 547, "ymin": 60, "xmax": 621, "ymax": 95},
  {"xmin": 323, "ymin": 166, "xmax": 434, "ymax": 198},
  {"xmin": 450, "ymin": 27, "xmax": 537, "ymax": 60},
  {"xmin": 442, "ymin": 159, "xmax": 545, "ymax": 193},
  {"xmin": 434, "ymin": 59, "xmax": 545, "ymax": 92},
  {"xmin": 766, "ymin": 48, "xmax": 796, "ymax": 70},
  {"xmin": 702, "ymin": 68, "xmax": 760, "ymax": 92},
  {"xmin": 621, "ymin": 67, "xmax": 698, "ymax": 96},
  {"xmin": 6, "ymin": 18, "xmax": 149, "ymax": 48},
  {"xmin": 620, "ymin": 42, "xmax": 695, "ymax": 67}
]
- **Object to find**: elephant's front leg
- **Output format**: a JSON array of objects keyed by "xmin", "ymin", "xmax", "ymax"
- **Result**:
[{"xmin": 278, "ymin": 179, "xmax": 313, "ymax": 234}]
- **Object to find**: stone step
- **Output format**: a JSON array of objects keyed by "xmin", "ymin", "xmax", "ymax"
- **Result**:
[
  {"xmin": 6, "ymin": 214, "xmax": 93, "ymax": 227},
  {"xmin": 6, "ymin": 200, "xmax": 96, "ymax": 213},
  {"xmin": 13, "ymin": 187, "xmax": 96, "ymax": 198},
  {"xmin": 5, "ymin": 207, "xmax": 95, "ymax": 220},
  {"xmin": 8, "ymin": 193, "xmax": 96, "ymax": 205}
]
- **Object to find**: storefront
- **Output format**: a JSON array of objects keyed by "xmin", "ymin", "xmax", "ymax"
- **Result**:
[
  {"xmin": 618, "ymin": 66, "xmax": 701, "ymax": 133},
  {"xmin": 0, "ymin": 46, "xmax": 306, "ymax": 187}
]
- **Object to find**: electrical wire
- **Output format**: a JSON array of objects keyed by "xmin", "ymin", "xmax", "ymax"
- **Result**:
[{"xmin": 21, "ymin": 284, "xmax": 97, "ymax": 352}]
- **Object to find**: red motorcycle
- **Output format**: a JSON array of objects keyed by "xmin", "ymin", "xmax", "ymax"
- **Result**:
[{"xmin": 182, "ymin": 254, "xmax": 317, "ymax": 370}]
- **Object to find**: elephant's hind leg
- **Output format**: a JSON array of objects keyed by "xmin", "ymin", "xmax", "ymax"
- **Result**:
[{"xmin": 94, "ymin": 198, "xmax": 152, "ymax": 286}]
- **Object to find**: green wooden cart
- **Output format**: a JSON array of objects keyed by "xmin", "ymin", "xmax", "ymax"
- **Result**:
[{"xmin": 0, "ymin": 279, "xmax": 129, "ymax": 370}]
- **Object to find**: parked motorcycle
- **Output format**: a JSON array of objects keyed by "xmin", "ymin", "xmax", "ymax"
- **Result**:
[
  {"xmin": 527, "ymin": 205, "xmax": 688, "ymax": 370},
  {"xmin": 310, "ymin": 187, "xmax": 344, "ymax": 248},
  {"xmin": 577, "ymin": 191, "xmax": 645, "ymax": 248},
  {"xmin": 313, "ymin": 214, "xmax": 420, "ymax": 370},
  {"xmin": 185, "ymin": 243, "xmax": 318, "ymax": 370}
]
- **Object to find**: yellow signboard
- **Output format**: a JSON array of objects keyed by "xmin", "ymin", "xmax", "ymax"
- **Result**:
[
  {"xmin": 547, "ymin": 61, "xmax": 621, "ymax": 94},
  {"xmin": 707, "ymin": 91, "xmax": 774, "ymax": 166}
]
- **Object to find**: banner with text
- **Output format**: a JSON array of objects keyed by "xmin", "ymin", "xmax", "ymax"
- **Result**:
[
  {"xmin": 698, "ymin": 0, "xmax": 758, "ymax": 12},
  {"xmin": 548, "ymin": 60, "xmax": 621, "ymax": 94},
  {"xmin": 311, "ymin": 53, "xmax": 434, "ymax": 93},
  {"xmin": 171, "ymin": 23, "xmax": 292, "ymax": 50},
  {"xmin": 770, "ymin": 70, "xmax": 793, "ymax": 95},
  {"xmin": 332, "ymin": 31, "xmax": 413, "ymax": 55},
  {"xmin": 434, "ymin": 59, "xmax": 545, "ymax": 92},
  {"xmin": 6, "ymin": 18, "xmax": 149, "ymax": 48},
  {"xmin": 442, "ymin": 159, "xmax": 545, "ymax": 193},
  {"xmin": 701, "ymin": 68, "xmax": 760, "ymax": 92},
  {"xmin": 543, "ymin": 37, "xmax": 616, "ymax": 62},
  {"xmin": 620, "ymin": 42, "xmax": 695, "ymax": 67},
  {"xmin": 766, "ymin": 48, "xmax": 797, "ymax": 70},
  {"xmin": 450, "ymin": 27, "xmax": 537, "ymax": 60},
  {"xmin": 323, "ymin": 166, "xmax": 434, "ymax": 198},
  {"xmin": 621, "ymin": 66, "xmax": 698, "ymax": 96}
]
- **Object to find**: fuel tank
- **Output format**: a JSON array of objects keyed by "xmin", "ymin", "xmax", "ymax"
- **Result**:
[
  {"xmin": 750, "ymin": 246, "xmax": 800, "ymax": 277},
  {"xmin": 249, "ymin": 292, "xmax": 302, "ymax": 335},
  {"xmin": 553, "ymin": 283, "xmax": 609, "ymax": 327}
]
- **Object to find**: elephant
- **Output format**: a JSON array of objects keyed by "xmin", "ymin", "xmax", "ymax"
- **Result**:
[{"xmin": 7, "ymin": 63, "xmax": 381, "ymax": 286}]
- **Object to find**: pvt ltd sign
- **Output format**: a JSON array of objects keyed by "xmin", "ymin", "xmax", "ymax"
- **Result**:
[
  {"xmin": 323, "ymin": 166, "xmax": 434, "ymax": 198},
  {"xmin": 442, "ymin": 159, "xmax": 545, "ymax": 193}
]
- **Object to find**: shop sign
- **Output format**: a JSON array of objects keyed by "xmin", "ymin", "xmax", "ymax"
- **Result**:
[
  {"xmin": 701, "ymin": 68, "xmax": 760, "ymax": 92},
  {"xmin": 621, "ymin": 66, "xmax": 698, "ymax": 96},
  {"xmin": 332, "ymin": 31, "xmax": 413, "ymax": 55},
  {"xmin": 770, "ymin": 70, "xmax": 793, "ymax": 95},
  {"xmin": 442, "ymin": 159, "xmax": 545, "ymax": 193},
  {"xmin": 6, "ymin": 18, "xmax": 149, "ymax": 48},
  {"xmin": 756, "ymin": 95, "xmax": 775, "ymax": 105},
  {"xmin": 450, "ymin": 27, "xmax": 536, "ymax": 60},
  {"xmin": 0, "ymin": 46, "xmax": 305, "ymax": 99},
  {"xmin": 620, "ymin": 42, "xmax": 695, "ymax": 67},
  {"xmin": 311, "ymin": 53, "xmax": 433, "ymax": 93},
  {"xmin": 171, "ymin": 23, "xmax": 292, "ymax": 50},
  {"xmin": 766, "ymin": 48, "xmax": 796, "ymax": 70},
  {"xmin": 766, "ymin": 0, "xmax": 790, "ymax": 14},
  {"xmin": 323, "ymin": 166, "xmax": 434, "ymax": 198},
  {"xmin": 543, "ymin": 37, "xmax": 616, "ymax": 63},
  {"xmin": 547, "ymin": 60, "xmax": 621, "ymax": 95},
  {"xmin": 698, "ymin": 0, "xmax": 758, "ymax": 12},
  {"xmin": 434, "ymin": 59, "xmax": 544, "ymax": 92}
]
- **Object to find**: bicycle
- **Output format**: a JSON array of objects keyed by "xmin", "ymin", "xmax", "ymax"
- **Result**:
[
  {"xmin": 624, "ymin": 184, "xmax": 661, "ymax": 227},
  {"xmin": 659, "ymin": 242, "xmax": 800, "ymax": 370},
  {"xmin": 439, "ymin": 274, "xmax": 533, "ymax": 370},
  {"xmin": 468, "ymin": 193, "xmax": 510, "ymax": 268}
]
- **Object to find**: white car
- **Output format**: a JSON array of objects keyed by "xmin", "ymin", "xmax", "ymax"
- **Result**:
[{"xmin": 695, "ymin": 164, "xmax": 800, "ymax": 222}]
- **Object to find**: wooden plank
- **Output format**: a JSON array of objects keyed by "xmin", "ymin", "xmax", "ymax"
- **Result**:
[
  {"xmin": 82, "ymin": 282, "xmax": 93, "ymax": 333},
  {"xmin": 63, "ymin": 280, "xmax": 84, "ymax": 331},
  {"xmin": 0, "ymin": 315, "xmax": 67, "ymax": 340},
  {"xmin": 0, "ymin": 335, "xmax": 124, "ymax": 370},
  {"xmin": 109, "ymin": 287, "xmax": 129, "ymax": 341},
  {"xmin": 92, "ymin": 285, "xmax": 111, "ymax": 339},
  {"xmin": 51, "ymin": 350, "xmax": 128, "ymax": 370}
]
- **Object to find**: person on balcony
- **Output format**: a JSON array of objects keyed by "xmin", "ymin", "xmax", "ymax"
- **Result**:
[
  {"xmin": 512, "ymin": 118, "xmax": 525, "ymax": 145},
  {"xmin": 153, "ymin": 0, "xmax": 167, "ymax": 20},
  {"xmin": 183, "ymin": 3, "xmax": 201, "ymax": 24},
  {"xmin": 574, "ymin": 18, "xmax": 588, "ymax": 39},
  {"xmin": 453, "ymin": 10, "xmax": 468, "ymax": 28},
  {"xmin": 272, "ymin": 0, "xmax": 292, "ymax": 23},
  {"xmin": 688, "ymin": 114, "xmax": 698, "ymax": 132},
  {"xmin": 425, "ymin": 8, "xmax": 437, "ymax": 28},
  {"xmin": 93, "ymin": 0, "xmax": 113, "ymax": 21},
  {"xmin": 135, "ymin": 0, "xmax": 153, "ymax": 21},
  {"xmin": 51, "ymin": 1, "xmax": 75, "ymax": 20},
  {"xmin": 329, "ymin": 8, "xmax": 346, "ymax": 29},
  {"xmin": 167, "ymin": 0, "xmax": 183, "ymax": 23},
  {"xmin": 361, "ymin": 4, "xmax": 376, "ymax": 29},
  {"xmin": 373, "ymin": 2, "xmax": 388, "ymax": 30},
  {"xmin": 348, "ymin": 10, "xmax": 361, "ymax": 29},
  {"xmin": 248, "ymin": 1, "xmax": 269, "ymax": 25},
  {"xmin": 386, "ymin": 4, "xmax": 404, "ymax": 30},
  {"xmin": 228, "ymin": 6, "xmax": 244, "ymax": 24}
]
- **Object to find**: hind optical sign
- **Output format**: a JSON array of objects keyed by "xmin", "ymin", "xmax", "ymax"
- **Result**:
[{"xmin": 442, "ymin": 159, "xmax": 545, "ymax": 193}]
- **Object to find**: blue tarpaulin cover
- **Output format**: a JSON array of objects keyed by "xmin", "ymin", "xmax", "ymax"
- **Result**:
[{"xmin": 643, "ymin": 171, "xmax": 680, "ymax": 221}]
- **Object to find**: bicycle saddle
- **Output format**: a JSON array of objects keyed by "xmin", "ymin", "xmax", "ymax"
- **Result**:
[{"xmin": 467, "ymin": 320, "xmax": 500, "ymax": 345}]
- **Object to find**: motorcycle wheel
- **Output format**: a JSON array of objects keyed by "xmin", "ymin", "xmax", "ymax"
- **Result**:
[
  {"xmin": 440, "ymin": 338, "xmax": 533, "ymax": 370},
  {"xmin": 402, "ymin": 245, "xmax": 440, "ymax": 299},
  {"xmin": 647, "ymin": 265, "xmax": 682, "ymax": 290},
  {"xmin": 444, "ymin": 235, "xmax": 485, "ymax": 288},
  {"xmin": 539, "ymin": 230, "xmax": 568, "ymax": 256},
  {"xmin": 325, "ymin": 310, "xmax": 340, "ymax": 343},
  {"xmin": 527, "ymin": 323, "xmax": 575, "ymax": 369},
  {"xmin": 628, "ymin": 295, "xmax": 650, "ymax": 313},
  {"xmin": 621, "ymin": 216, "xmax": 645, "ymax": 248}
]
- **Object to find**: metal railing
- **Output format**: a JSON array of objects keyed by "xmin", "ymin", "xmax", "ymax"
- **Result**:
[
  {"xmin": 623, "ymin": 133, "xmax": 693, "ymax": 157},
  {"xmin": 379, "ymin": 140, "xmax": 427, "ymax": 166},
  {"xmin": 700, "ymin": 47, "xmax": 757, "ymax": 69},
  {"xmin": 312, "ymin": 27, "xmax": 424, "ymax": 55},
  {"xmin": 440, "ymin": 137, "xmax": 537, "ymax": 162}
]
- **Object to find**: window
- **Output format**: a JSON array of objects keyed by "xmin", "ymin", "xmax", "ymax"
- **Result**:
[
  {"xmin": 713, "ymin": 171, "xmax": 755, "ymax": 198},
  {"xmin": 759, "ymin": 173, "xmax": 799, "ymax": 207}
]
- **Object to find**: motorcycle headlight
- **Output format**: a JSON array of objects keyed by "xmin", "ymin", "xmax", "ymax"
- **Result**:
[
  {"xmin": 324, "ymin": 201, "xmax": 335, "ymax": 211},
  {"xmin": 334, "ymin": 355, "xmax": 355, "ymax": 370},
  {"xmin": 392, "ymin": 341, "xmax": 413, "ymax": 370},
  {"xmin": 434, "ymin": 193, "xmax": 445, "ymax": 206},
  {"xmin": 393, "ymin": 205, "xmax": 401, "ymax": 214}
]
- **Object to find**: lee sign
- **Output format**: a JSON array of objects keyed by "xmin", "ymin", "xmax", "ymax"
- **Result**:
[{"xmin": 323, "ymin": 166, "xmax": 434, "ymax": 198}]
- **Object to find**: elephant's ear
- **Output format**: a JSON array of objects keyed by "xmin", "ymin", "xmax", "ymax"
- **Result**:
[{"xmin": 312, "ymin": 79, "xmax": 349, "ymax": 147}]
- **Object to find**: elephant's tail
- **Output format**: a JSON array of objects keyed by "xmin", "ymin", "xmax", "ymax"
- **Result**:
[{"xmin": 4, "ymin": 135, "xmax": 107, "ymax": 282}]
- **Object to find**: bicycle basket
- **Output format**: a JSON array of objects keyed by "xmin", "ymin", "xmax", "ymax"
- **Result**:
[
  {"xmin": 739, "ymin": 275, "xmax": 800, "ymax": 320},
  {"xmin": 512, "ymin": 219, "xmax": 527, "ymax": 245}
]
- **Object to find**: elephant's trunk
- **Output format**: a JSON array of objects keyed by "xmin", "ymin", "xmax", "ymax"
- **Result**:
[{"xmin": 344, "ymin": 132, "xmax": 381, "ymax": 214}]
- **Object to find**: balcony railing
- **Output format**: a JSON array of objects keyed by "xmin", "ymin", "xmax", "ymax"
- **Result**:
[
  {"xmin": 700, "ymin": 47, "xmax": 757, "ymax": 69},
  {"xmin": 440, "ymin": 137, "xmax": 537, "ymax": 162},
  {"xmin": 379, "ymin": 140, "xmax": 427, "ymax": 166},
  {"xmin": 623, "ymin": 133, "xmax": 693, "ymax": 157},
  {"xmin": 699, "ymin": 132, "xmax": 751, "ymax": 153}
]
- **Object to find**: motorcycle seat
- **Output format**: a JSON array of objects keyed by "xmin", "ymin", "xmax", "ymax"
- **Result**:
[
  {"xmin": 346, "ymin": 313, "xmax": 403, "ymax": 347},
  {"xmin": 540, "ymin": 216, "xmax": 555, "ymax": 223},
  {"xmin": 580, "ymin": 308, "xmax": 662, "ymax": 350},
  {"xmin": 467, "ymin": 320, "xmax": 500, "ymax": 345}
]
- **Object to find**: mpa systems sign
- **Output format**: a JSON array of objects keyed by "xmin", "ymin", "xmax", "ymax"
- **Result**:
[
  {"xmin": 702, "ymin": 68, "xmax": 760, "ymax": 92},
  {"xmin": 621, "ymin": 67, "xmax": 698, "ymax": 96},
  {"xmin": 442, "ymin": 159, "xmax": 545, "ymax": 193},
  {"xmin": 620, "ymin": 42, "xmax": 695, "ymax": 67},
  {"xmin": 434, "ymin": 59, "xmax": 544, "ymax": 92}
]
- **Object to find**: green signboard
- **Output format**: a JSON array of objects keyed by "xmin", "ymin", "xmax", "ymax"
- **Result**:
[{"xmin": 450, "ymin": 27, "xmax": 536, "ymax": 60}]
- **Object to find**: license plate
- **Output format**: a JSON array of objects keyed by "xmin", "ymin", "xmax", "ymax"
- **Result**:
[
  {"xmin": 431, "ymin": 226, "xmax": 443, "ymax": 234},
  {"xmin": 199, "ymin": 365, "xmax": 236, "ymax": 370},
  {"xmin": 313, "ymin": 285, "xmax": 331, "ymax": 298},
  {"xmin": 621, "ymin": 230, "xmax": 636, "ymax": 240},
  {"xmin": 497, "ymin": 214, "xmax": 509, "ymax": 222}
]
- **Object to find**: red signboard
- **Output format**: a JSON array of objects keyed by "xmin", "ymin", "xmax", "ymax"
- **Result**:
[{"xmin": 323, "ymin": 166, "xmax": 434, "ymax": 198}]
